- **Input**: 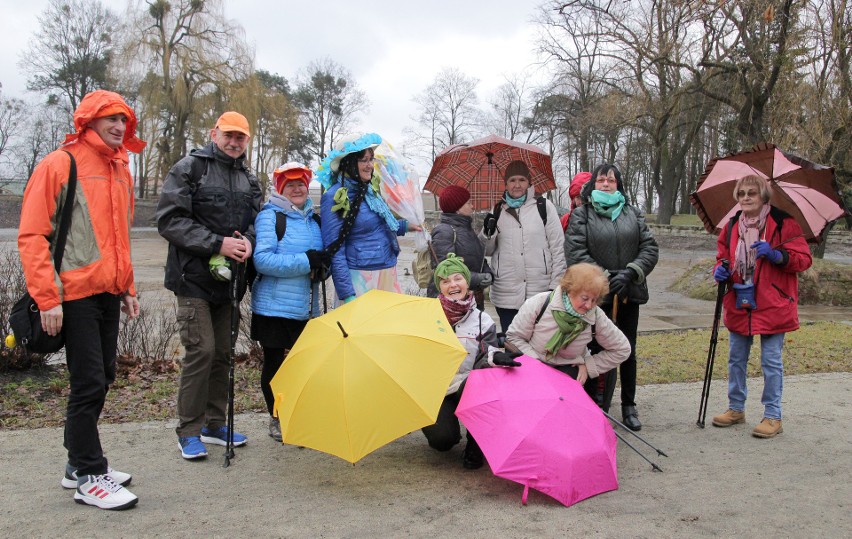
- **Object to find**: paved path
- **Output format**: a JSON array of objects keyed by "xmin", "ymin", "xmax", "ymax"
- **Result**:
[{"xmin": 1, "ymin": 228, "xmax": 850, "ymax": 537}]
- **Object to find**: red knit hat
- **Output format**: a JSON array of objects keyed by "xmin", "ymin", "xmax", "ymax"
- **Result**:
[{"xmin": 439, "ymin": 185, "xmax": 471, "ymax": 213}]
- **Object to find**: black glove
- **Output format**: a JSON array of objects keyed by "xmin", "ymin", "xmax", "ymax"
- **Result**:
[
  {"xmin": 492, "ymin": 350, "xmax": 523, "ymax": 367},
  {"xmin": 305, "ymin": 249, "xmax": 330, "ymax": 271},
  {"xmin": 609, "ymin": 268, "xmax": 637, "ymax": 298},
  {"xmin": 482, "ymin": 213, "xmax": 497, "ymax": 236}
]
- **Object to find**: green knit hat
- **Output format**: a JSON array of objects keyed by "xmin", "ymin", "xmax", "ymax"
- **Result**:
[{"xmin": 433, "ymin": 253, "xmax": 471, "ymax": 289}]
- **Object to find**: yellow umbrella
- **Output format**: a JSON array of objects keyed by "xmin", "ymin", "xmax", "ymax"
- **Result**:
[{"xmin": 270, "ymin": 289, "xmax": 466, "ymax": 463}]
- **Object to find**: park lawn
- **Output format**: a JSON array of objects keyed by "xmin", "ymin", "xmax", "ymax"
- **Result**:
[{"xmin": 1, "ymin": 321, "xmax": 849, "ymax": 430}]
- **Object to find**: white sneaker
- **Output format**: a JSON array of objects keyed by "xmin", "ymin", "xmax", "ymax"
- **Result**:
[
  {"xmin": 62, "ymin": 466, "xmax": 132, "ymax": 489},
  {"xmin": 74, "ymin": 474, "xmax": 138, "ymax": 510}
]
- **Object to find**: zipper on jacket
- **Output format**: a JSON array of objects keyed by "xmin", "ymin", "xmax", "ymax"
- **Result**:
[{"xmin": 771, "ymin": 283, "xmax": 794, "ymax": 302}]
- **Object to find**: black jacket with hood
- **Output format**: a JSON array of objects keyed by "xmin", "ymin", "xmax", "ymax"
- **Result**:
[
  {"xmin": 156, "ymin": 142, "xmax": 263, "ymax": 304},
  {"xmin": 564, "ymin": 176, "xmax": 659, "ymax": 305}
]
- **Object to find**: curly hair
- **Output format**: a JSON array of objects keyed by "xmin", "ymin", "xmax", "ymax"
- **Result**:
[{"xmin": 559, "ymin": 263, "xmax": 609, "ymax": 303}]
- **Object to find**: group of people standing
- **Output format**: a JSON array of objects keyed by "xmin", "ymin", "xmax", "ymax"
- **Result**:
[{"xmin": 17, "ymin": 89, "xmax": 811, "ymax": 511}]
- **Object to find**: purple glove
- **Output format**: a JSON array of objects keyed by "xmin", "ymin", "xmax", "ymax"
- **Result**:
[
  {"xmin": 713, "ymin": 264, "xmax": 730, "ymax": 283},
  {"xmin": 751, "ymin": 241, "xmax": 783, "ymax": 264}
]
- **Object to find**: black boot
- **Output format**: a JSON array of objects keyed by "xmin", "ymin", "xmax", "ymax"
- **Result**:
[
  {"xmin": 622, "ymin": 405, "xmax": 642, "ymax": 431},
  {"xmin": 462, "ymin": 439, "xmax": 484, "ymax": 469}
]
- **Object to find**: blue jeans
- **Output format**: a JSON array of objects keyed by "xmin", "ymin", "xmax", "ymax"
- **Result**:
[{"xmin": 727, "ymin": 332, "xmax": 785, "ymax": 420}]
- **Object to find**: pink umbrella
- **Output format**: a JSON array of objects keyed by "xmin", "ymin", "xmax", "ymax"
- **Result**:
[
  {"xmin": 424, "ymin": 134, "xmax": 556, "ymax": 211},
  {"xmin": 689, "ymin": 143, "xmax": 846, "ymax": 243},
  {"xmin": 456, "ymin": 356, "xmax": 618, "ymax": 507}
]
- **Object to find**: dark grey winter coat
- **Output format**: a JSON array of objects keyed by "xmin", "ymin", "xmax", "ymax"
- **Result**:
[
  {"xmin": 565, "ymin": 182, "xmax": 658, "ymax": 305},
  {"xmin": 156, "ymin": 142, "xmax": 263, "ymax": 305},
  {"xmin": 426, "ymin": 213, "xmax": 492, "ymax": 298}
]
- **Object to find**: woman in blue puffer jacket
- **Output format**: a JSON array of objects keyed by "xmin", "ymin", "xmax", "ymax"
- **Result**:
[{"xmin": 250, "ymin": 162, "xmax": 330, "ymax": 442}]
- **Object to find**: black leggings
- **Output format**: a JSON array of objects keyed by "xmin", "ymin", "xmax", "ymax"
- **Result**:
[{"xmin": 260, "ymin": 347, "xmax": 286, "ymax": 416}]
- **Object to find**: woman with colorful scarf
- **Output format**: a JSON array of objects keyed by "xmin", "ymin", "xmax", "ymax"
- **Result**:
[
  {"xmin": 710, "ymin": 175, "xmax": 811, "ymax": 439},
  {"xmin": 422, "ymin": 254, "xmax": 518, "ymax": 469},
  {"xmin": 318, "ymin": 133, "xmax": 420, "ymax": 304},
  {"xmin": 565, "ymin": 163, "xmax": 659, "ymax": 430},
  {"xmin": 505, "ymin": 263, "xmax": 630, "ymax": 396}
]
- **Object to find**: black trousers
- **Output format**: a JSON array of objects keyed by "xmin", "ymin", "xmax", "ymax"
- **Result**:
[
  {"xmin": 593, "ymin": 300, "xmax": 640, "ymax": 410},
  {"xmin": 62, "ymin": 293, "xmax": 121, "ymax": 477},
  {"xmin": 422, "ymin": 387, "xmax": 477, "ymax": 452}
]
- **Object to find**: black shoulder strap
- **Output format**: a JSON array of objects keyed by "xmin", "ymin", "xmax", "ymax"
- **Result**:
[
  {"xmin": 726, "ymin": 211, "xmax": 741, "ymax": 253},
  {"xmin": 494, "ymin": 198, "xmax": 547, "ymax": 226},
  {"xmin": 535, "ymin": 290, "xmax": 555, "ymax": 325},
  {"xmin": 275, "ymin": 212, "xmax": 287, "ymax": 241},
  {"xmin": 492, "ymin": 201, "xmax": 503, "ymax": 223},
  {"xmin": 536, "ymin": 196, "xmax": 547, "ymax": 225},
  {"xmin": 187, "ymin": 155, "xmax": 209, "ymax": 194},
  {"xmin": 273, "ymin": 212, "xmax": 321, "ymax": 242},
  {"xmin": 53, "ymin": 151, "xmax": 77, "ymax": 270}
]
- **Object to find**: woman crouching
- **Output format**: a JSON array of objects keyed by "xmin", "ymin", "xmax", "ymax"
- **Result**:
[
  {"xmin": 505, "ymin": 263, "xmax": 630, "ymax": 392},
  {"xmin": 422, "ymin": 254, "xmax": 521, "ymax": 469}
]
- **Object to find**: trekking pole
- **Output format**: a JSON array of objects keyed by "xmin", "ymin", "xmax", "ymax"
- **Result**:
[
  {"xmin": 224, "ymin": 236, "xmax": 245, "ymax": 468},
  {"xmin": 601, "ymin": 410, "xmax": 668, "ymax": 458},
  {"xmin": 612, "ymin": 430, "xmax": 662, "ymax": 472},
  {"xmin": 697, "ymin": 259, "xmax": 730, "ymax": 428}
]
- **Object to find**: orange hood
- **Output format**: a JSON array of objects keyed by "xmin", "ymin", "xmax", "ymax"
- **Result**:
[{"xmin": 63, "ymin": 90, "xmax": 147, "ymax": 153}]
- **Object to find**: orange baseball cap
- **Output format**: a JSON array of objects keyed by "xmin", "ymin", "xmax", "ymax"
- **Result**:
[{"xmin": 215, "ymin": 111, "xmax": 250, "ymax": 137}]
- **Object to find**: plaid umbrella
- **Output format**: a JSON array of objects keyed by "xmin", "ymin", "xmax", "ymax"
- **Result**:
[
  {"xmin": 689, "ymin": 142, "xmax": 846, "ymax": 243},
  {"xmin": 424, "ymin": 135, "xmax": 556, "ymax": 211}
]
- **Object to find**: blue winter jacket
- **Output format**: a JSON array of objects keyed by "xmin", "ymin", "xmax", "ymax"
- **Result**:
[
  {"xmin": 320, "ymin": 177, "xmax": 406, "ymax": 301},
  {"xmin": 250, "ymin": 194, "xmax": 323, "ymax": 320}
]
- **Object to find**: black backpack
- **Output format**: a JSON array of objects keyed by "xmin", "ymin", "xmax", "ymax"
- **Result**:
[
  {"xmin": 492, "ymin": 195, "xmax": 548, "ymax": 226},
  {"xmin": 245, "ymin": 211, "xmax": 321, "ymax": 290}
]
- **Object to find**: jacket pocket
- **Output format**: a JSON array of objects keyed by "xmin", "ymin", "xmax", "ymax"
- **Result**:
[
  {"xmin": 348, "ymin": 241, "xmax": 391, "ymax": 268},
  {"xmin": 176, "ymin": 303, "xmax": 201, "ymax": 347},
  {"xmin": 771, "ymin": 283, "xmax": 795, "ymax": 303}
]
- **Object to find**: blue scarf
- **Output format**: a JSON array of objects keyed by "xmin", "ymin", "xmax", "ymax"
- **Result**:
[
  {"xmin": 338, "ymin": 176, "xmax": 399, "ymax": 233},
  {"xmin": 590, "ymin": 190, "xmax": 626, "ymax": 221},
  {"xmin": 505, "ymin": 192, "xmax": 527, "ymax": 209}
]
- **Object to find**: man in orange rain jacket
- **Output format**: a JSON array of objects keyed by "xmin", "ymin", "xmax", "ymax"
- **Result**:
[{"xmin": 18, "ymin": 90, "xmax": 145, "ymax": 511}]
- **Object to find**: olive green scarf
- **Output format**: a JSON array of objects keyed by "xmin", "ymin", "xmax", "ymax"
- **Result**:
[{"xmin": 543, "ymin": 292, "xmax": 588, "ymax": 359}]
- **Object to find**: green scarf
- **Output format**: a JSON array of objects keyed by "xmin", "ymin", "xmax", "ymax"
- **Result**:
[
  {"xmin": 590, "ymin": 190, "xmax": 626, "ymax": 221},
  {"xmin": 543, "ymin": 292, "xmax": 588, "ymax": 359}
]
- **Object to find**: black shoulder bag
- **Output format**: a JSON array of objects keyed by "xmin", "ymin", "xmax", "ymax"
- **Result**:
[{"xmin": 9, "ymin": 151, "xmax": 77, "ymax": 354}]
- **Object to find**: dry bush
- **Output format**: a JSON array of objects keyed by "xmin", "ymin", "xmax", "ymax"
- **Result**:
[
  {"xmin": 115, "ymin": 301, "xmax": 181, "ymax": 376},
  {"xmin": 0, "ymin": 246, "xmax": 53, "ymax": 371}
]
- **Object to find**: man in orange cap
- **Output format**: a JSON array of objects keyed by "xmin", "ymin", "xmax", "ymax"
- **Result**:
[
  {"xmin": 18, "ymin": 90, "xmax": 145, "ymax": 510},
  {"xmin": 156, "ymin": 110, "xmax": 262, "ymax": 460}
]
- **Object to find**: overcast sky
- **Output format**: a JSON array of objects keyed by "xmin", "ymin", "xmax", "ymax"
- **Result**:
[{"xmin": 0, "ymin": 0, "xmax": 550, "ymax": 175}]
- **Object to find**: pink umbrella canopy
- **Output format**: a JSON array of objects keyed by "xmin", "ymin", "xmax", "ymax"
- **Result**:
[
  {"xmin": 689, "ymin": 143, "xmax": 846, "ymax": 243},
  {"xmin": 424, "ymin": 135, "xmax": 556, "ymax": 211},
  {"xmin": 456, "ymin": 356, "xmax": 618, "ymax": 507}
]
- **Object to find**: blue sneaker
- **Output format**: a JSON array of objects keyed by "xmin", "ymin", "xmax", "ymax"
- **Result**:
[
  {"xmin": 177, "ymin": 436, "xmax": 208, "ymax": 460},
  {"xmin": 200, "ymin": 425, "xmax": 248, "ymax": 447}
]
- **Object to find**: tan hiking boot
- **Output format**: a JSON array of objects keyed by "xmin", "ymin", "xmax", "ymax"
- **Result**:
[
  {"xmin": 752, "ymin": 418, "xmax": 783, "ymax": 438},
  {"xmin": 711, "ymin": 409, "xmax": 745, "ymax": 427}
]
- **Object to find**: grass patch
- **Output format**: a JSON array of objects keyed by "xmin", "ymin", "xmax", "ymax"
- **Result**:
[
  {"xmin": 637, "ymin": 321, "xmax": 852, "ymax": 385},
  {"xmin": 1, "ymin": 322, "xmax": 849, "ymax": 430},
  {"xmin": 670, "ymin": 257, "xmax": 852, "ymax": 306}
]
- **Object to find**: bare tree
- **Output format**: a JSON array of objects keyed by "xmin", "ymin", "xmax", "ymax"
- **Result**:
[
  {"xmin": 14, "ymin": 102, "xmax": 68, "ymax": 181},
  {"xmin": 293, "ymin": 58, "xmax": 369, "ymax": 163},
  {"xmin": 19, "ymin": 0, "xmax": 117, "ymax": 111},
  {"xmin": 121, "ymin": 0, "xmax": 253, "ymax": 181},
  {"xmin": 411, "ymin": 68, "xmax": 481, "ymax": 161},
  {"xmin": 0, "ymin": 89, "xmax": 28, "ymax": 184},
  {"xmin": 693, "ymin": 0, "xmax": 803, "ymax": 145}
]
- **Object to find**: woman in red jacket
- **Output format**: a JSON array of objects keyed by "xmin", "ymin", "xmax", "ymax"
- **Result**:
[{"xmin": 711, "ymin": 175, "xmax": 812, "ymax": 439}]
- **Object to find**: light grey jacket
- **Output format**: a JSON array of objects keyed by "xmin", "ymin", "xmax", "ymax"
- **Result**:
[
  {"xmin": 505, "ymin": 287, "xmax": 630, "ymax": 378},
  {"xmin": 480, "ymin": 187, "xmax": 566, "ymax": 309}
]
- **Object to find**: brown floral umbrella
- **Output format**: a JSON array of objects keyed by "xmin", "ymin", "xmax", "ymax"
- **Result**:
[{"xmin": 424, "ymin": 135, "xmax": 556, "ymax": 211}]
